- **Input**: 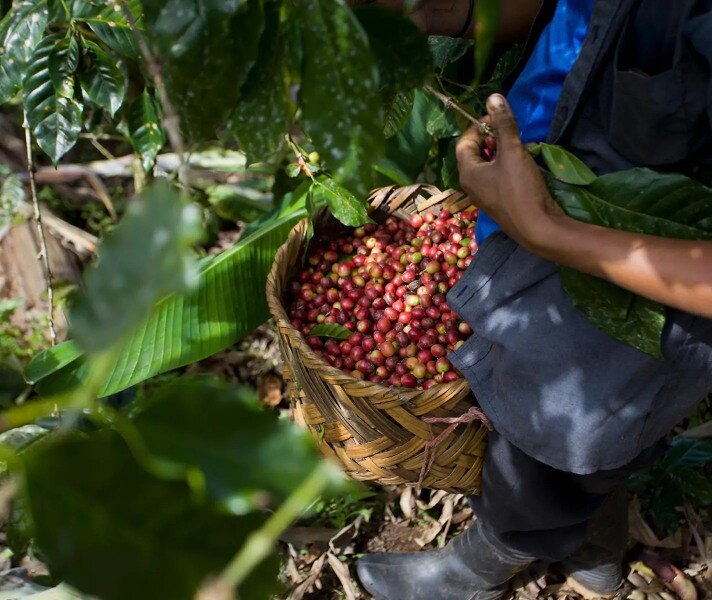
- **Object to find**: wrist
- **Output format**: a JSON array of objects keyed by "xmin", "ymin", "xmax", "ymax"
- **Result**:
[{"xmin": 522, "ymin": 211, "xmax": 578, "ymax": 261}]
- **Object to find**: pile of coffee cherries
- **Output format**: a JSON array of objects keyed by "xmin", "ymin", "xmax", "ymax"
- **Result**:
[{"xmin": 287, "ymin": 209, "xmax": 478, "ymax": 389}]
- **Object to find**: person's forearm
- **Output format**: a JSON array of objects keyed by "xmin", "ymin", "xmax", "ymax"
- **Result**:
[{"xmin": 531, "ymin": 216, "xmax": 712, "ymax": 319}]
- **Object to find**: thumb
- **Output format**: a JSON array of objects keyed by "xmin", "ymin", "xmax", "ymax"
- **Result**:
[{"xmin": 486, "ymin": 94, "xmax": 522, "ymax": 154}]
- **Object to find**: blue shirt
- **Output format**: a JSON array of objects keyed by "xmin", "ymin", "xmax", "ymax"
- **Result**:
[{"xmin": 475, "ymin": 0, "xmax": 596, "ymax": 244}]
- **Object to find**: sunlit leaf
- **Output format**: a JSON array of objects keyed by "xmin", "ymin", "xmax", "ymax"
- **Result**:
[
  {"xmin": 79, "ymin": 0, "xmax": 143, "ymax": 59},
  {"xmin": 312, "ymin": 177, "xmax": 372, "ymax": 227},
  {"xmin": 24, "ymin": 340, "xmax": 82, "ymax": 385},
  {"xmin": 383, "ymin": 89, "xmax": 414, "ymax": 139},
  {"xmin": 308, "ymin": 323, "xmax": 352, "ymax": 340},
  {"xmin": 22, "ymin": 34, "xmax": 83, "ymax": 163},
  {"xmin": 540, "ymin": 143, "xmax": 596, "ymax": 185},
  {"xmin": 127, "ymin": 89, "xmax": 165, "ymax": 172},
  {"xmin": 70, "ymin": 182, "xmax": 202, "ymax": 353},
  {"xmin": 78, "ymin": 40, "xmax": 127, "ymax": 116},
  {"xmin": 48, "ymin": 35, "xmax": 78, "ymax": 99},
  {"xmin": 0, "ymin": 0, "xmax": 49, "ymax": 103},
  {"xmin": 32, "ymin": 205, "xmax": 310, "ymax": 396}
]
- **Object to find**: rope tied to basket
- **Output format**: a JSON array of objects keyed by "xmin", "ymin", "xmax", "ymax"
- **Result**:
[{"xmin": 417, "ymin": 406, "xmax": 494, "ymax": 489}]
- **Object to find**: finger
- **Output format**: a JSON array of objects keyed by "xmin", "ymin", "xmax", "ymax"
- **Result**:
[
  {"xmin": 456, "ymin": 125, "xmax": 487, "ymax": 167},
  {"xmin": 486, "ymin": 94, "xmax": 522, "ymax": 154}
]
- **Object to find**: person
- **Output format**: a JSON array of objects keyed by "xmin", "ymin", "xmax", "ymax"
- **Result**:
[{"xmin": 350, "ymin": 1, "xmax": 712, "ymax": 599}]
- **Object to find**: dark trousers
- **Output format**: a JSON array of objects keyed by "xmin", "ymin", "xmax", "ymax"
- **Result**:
[{"xmin": 469, "ymin": 431, "xmax": 665, "ymax": 562}]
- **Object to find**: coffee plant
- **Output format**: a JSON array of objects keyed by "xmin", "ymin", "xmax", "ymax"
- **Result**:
[{"xmin": 0, "ymin": 0, "xmax": 710, "ymax": 597}]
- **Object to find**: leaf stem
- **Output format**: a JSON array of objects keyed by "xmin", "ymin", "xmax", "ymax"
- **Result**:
[
  {"xmin": 219, "ymin": 460, "xmax": 334, "ymax": 590},
  {"xmin": 22, "ymin": 110, "xmax": 57, "ymax": 347},
  {"xmin": 423, "ymin": 84, "xmax": 492, "ymax": 136}
]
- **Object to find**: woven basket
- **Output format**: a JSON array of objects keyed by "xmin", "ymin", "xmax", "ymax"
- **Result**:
[{"xmin": 266, "ymin": 184, "xmax": 489, "ymax": 495}]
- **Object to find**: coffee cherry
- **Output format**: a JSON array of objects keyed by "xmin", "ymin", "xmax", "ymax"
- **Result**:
[{"xmin": 288, "ymin": 206, "xmax": 474, "ymax": 388}]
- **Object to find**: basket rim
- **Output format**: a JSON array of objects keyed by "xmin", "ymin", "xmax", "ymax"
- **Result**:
[{"xmin": 266, "ymin": 185, "xmax": 471, "ymax": 400}]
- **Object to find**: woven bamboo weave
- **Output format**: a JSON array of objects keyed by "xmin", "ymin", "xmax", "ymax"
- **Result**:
[{"xmin": 266, "ymin": 184, "xmax": 488, "ymax": 495}]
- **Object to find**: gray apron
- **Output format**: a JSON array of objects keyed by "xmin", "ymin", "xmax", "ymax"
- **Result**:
[{"xmin": 448, "ymin": 233, "xmax": 712, "ymax": 474}]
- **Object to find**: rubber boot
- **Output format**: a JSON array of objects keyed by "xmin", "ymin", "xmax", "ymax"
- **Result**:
[
  {"xmin": 561, "ymin": 486, "xmax": 628, "ymax": 598},
  {"xmin": 356, "ymin": 518, "xmax": 534, "ymax": 600}
]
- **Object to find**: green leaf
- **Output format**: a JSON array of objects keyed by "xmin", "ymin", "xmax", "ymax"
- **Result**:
[
  {"xmin": 133, "ymin": 376, "xmax": 321, "ymax": 511},
  {"xmin": 143, "ymin": 0, "xmax": 264, "ymax": 140},
  {"xmin": 230, "ymin": 2, "xmax": 293, "ymax": 163},
  {"xmin": 80, "ymin": 0, "xmax": 143, "ymax": 59},
  {"xmin": 24, "ymin": 340, "xmax": 82, "ymax": 385},
  {"xmin": 297, "ymin": 0, "xmax": 383, "ymax": 199},
  {"xmin": 383, "ymin": 89, "xmax": 414, "ymax": 139},
  {"xmin": 428, "ymin": 35, "xmax": 473, "ymax": 71},
  {"xmin": 663, "ymin": 438, "xmax": 712, "ymax": 470},
  {"xmin": 486, "ymin": 43, "xmax": 523, "ymax": 88},
  {"xmin": 558, "ymin": 269, "xmax": 666, "ymax": 357},
  {"xmin": 127, "ymin": 89, "xmax": 165, "ymax": 172},
  {"xmin": 540, "ymin": 143, "xmax": 596, "ymax": 185},
  {"xmin": 35, "ymin": 207, "xmax": 309, "ymax": 396},
  {"xmin": 22, "ymin": 34, "xmax": 83, "ymax": 163},
  {"xmin": 70, "ymin": 182, "xmax": 202, "ymax": 354},
  {"xmin": 474, "ymin": 0, "xmax": 500, "ymax": 83},
  {"xmin": 671, "ymin": 467, "xmax": 712, "ymax": 504},
  {"xmin": 21, "ymin": 431, "xmax": 279, "ymax": 600},
  {"xmin": 78, "ymin": 40, "xmax": 127, "ymax": 116},
  {"xmin": 313, "ymin": 177, "xmax": 372, "ymax": 227},
  {"xmin": 425, "ymin": 97, "xmax": 461, "ymax": 138},
  {"xmin": 308, "ymin": 323, "xmax": 352, "ymax": 340},
  {"xmin": 355, "ymin": 6, "xmax": 433, "ymax": 95},
  {"xmin": 206, "ymin": 182, "xmax": 272, "ymax": 223},
  {"xmin": 549, "ymin": 169, "xmax": 712, "ymax": 357},
  {"xmin": 0, "ymin": 0, "xmax": 49, "ymax": 103},
  {"xmin": 48, "ymin": 35, "xmax": 79, "ymax": 99},
  {"xmin": 383, "ymin": 88, "xmax": 433, "ymax": 181}
]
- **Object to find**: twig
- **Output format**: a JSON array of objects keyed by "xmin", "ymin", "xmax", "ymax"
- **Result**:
[
  {"xmin": 437, "ymin": 75, "xmax": 476, "ymax": 93},
  {"xmin": 118, "ymin": 0, "xmax": 189, "ymax": 188},
  {"xmin": 87, "ymin": 134, "xmax": 117, "ymax": 162},
  {"xmin": 424, "ymin": 84, "xmax": 492, "ymax": 136},
  {"xmin": 22, "ymin": 110, "xmax": 57, "ymax": 346},
  {"xmin": 80, "ymin": 170, "xmax": 117, "ymax": 220}
]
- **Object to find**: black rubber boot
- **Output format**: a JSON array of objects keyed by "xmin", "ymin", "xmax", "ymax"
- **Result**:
[
  {"xmin": 356, "ymin": 518, "xmax": 534, "ymax": 600},
  {"xmin": 561, "ymin": 486, "xmax": 628, "ymax": 597}
]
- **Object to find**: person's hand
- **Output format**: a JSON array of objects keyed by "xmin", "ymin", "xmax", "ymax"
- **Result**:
[{"xmin": 456, "ymin": 94, "xmax": 568, "ymax": 252}]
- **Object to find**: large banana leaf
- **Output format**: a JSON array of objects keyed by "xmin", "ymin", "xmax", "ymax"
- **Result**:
[
  {"xmin": 26, "ymin": 208, "xmax": 309, "ymax": 396},
  {"xmin": 549, "ymin": 168, "xmax": 712, "ymax": 357}
]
